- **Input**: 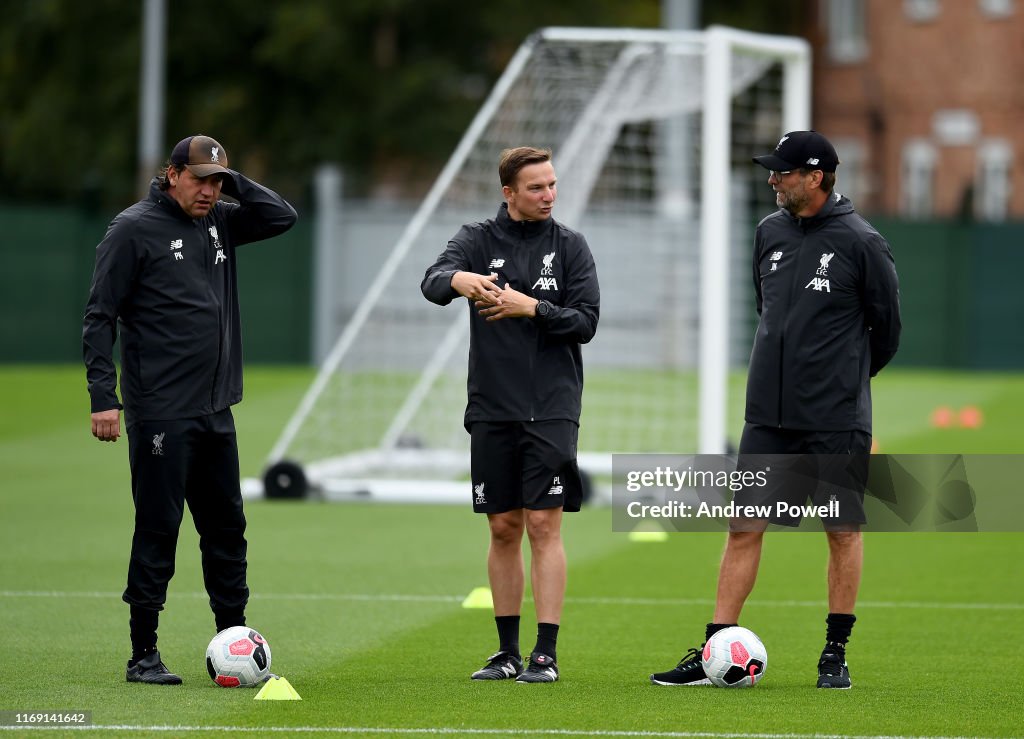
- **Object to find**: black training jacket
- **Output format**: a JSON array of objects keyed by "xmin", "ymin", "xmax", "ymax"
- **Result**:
[
  {"xmin": 83, "ymin": 173, "xmax": 297, "ymax": 424},
  {"xmin": 745, "ymin": 192, "xmax": 901, "ymax": 433},
  {"xmin": 421, "ymin": 203, "xmax": 600, "ymax": 429}
]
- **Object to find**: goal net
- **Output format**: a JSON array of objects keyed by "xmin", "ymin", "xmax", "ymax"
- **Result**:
[{"xmin": 260, "ymin": 26, "xmax": 809, "ymax": 502}]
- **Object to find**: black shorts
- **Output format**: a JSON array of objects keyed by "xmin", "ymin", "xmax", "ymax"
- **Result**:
[
  {"xmin": 735, "ymin": 423, "xmax": 871, "ymax": 528},
  {"xmin": 469, "ymin": 421, "xmax": 583, "ymax": 514}
]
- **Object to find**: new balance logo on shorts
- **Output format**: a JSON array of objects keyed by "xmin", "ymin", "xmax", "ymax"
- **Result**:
[{"xmin": 548, "ymin": 476, "xmax": 563, "ymax": 495}]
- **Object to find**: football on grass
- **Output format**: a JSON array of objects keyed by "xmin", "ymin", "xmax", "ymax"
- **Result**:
[
  {"xmin": 206, "ymin": 626, "xmax": 271, "ymax": 687},
  {"xmin": 701, "ymin": 626, "xmax": 767, "ymax": 688}
]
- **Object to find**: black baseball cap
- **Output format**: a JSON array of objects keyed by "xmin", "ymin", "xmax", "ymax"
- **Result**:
[
  {"xmin": 170, "ymin": 135, "xmax": 230, "ymax": 178},
  {"xmin": 752, "ymin": 130, "xmax": 839, "ymax": 173}
]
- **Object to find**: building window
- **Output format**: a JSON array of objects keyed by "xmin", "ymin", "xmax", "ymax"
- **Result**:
[
  {"xmin": 901, "ymin": 139, "xmax": 937, "ymax": 218},
  {"xmin": 905, "ymin": 0, "xmax": 942, "ymax": 21},
  {"xmin": 975, "ymin": 140, "xmax": 1013, "ymax": 221},
  {"xmin": 831, "ymin": 137, "xmax": 867, "ymax": 206},
  {"xmin": 823, "ymin": 0, "xmax": 868, "ymax": 62},
  {"xmin": 978, "ymin": 0, "xmax": 1014, "ymax": 18}
]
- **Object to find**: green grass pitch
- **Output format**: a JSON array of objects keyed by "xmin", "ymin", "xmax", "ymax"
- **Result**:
[{"xmin": 1, "ymin": 365, "xmax": 1022, "ymax": 738}]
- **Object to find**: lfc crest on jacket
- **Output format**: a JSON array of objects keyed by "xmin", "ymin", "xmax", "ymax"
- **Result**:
[{"xmin": 533, "ymin": 251, "xmax": 558, "ymax": 291}]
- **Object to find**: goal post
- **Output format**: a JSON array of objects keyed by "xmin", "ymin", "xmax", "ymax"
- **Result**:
[
  {"xmin": 699, "ymin": 26, "xmax": 810, "ymax": 454},
  {"xmin": 259, "ymin": 25, "xmax": 810, "ymax": 502}
]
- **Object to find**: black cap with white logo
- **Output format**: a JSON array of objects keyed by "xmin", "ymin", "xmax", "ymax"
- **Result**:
[{"xmin": 752, "ymin": 130, "xmax": 839, "ymax": 173}]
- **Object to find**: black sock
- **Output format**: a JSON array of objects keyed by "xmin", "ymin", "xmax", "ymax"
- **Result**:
[
  {"xmin": 705, "ymin": 622, "xmax": 736, "ymax": 643},
  {"xmin": 129, "ymin": 606, "xmax": 159, "ymax": 663},
  {"xmin": 495, "ymin": 615, "xmax": 520, "ymax": 656},
  {"xmin": 825, "ymin": 613, "xmax": 856, "ymax": 654},
  {"xmin": 534, "ymin": 622, "xmax": 559, "ymax": 661}
]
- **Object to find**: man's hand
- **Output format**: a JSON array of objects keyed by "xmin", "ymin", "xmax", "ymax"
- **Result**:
[
  {"xmin": 476, "ymin": 284, "xmax": 539, "ymax": 322},
  {"xmin": 91, "ymin": 409, "xmax": 121, "ymax": 442},
  {"xmin": 452, "ymin": 271, "xmax": 502, "ymax": 305}
]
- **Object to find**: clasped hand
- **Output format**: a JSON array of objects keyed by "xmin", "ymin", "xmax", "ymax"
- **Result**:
[{"xmin": 451, "ymin": 271, "xmax": 537, "ymax": 322}]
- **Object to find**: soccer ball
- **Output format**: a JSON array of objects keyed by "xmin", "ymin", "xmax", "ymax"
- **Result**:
[
  {"xmin": 206, "ymin": 626, "xmax": 272, "ymax": 687},
  {"xmin": 701, "ymin": 626, "xmax": 767, "ymax": 688}
]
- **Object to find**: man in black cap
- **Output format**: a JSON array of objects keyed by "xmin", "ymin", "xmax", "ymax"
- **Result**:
[
  {"xmin": 83, "ymin": 135, "xmax": 297, "ymax": 684},
  {"xmin": 649, "ymin": 130, "xmax": 901, "ymax": 689}
]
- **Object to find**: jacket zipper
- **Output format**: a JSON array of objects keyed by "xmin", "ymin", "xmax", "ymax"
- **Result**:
[
  {"xmin": 522, "ymin": 224, "xmax": 537, "ymax": 421},
  {"xmin": 778, "ymin": 222, "xmax": 807, "ymax": 427},
  {"xmin": 202, "ymin": 219, "xmax": 223, "ymax": 410}
]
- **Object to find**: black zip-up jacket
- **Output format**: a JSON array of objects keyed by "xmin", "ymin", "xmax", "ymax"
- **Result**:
[
  {"xmin": 421, "ymin": 203, "xmax": 600, "ymax": 429},
  {"xmin": 83, "ymin": 173, "xmax": 297, "ymax": 424},
  {"xmin": 745, "ymin": 192, "xmax": 901, "ymax": 433}
]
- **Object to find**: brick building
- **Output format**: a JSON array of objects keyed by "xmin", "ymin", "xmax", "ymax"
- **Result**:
[{"xmin": 805, "ymin": 0, "xmax": 1021, "ymax": 219}]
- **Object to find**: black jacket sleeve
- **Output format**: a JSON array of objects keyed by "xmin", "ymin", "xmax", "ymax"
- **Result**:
[
  {"xmin": 421, "ymin": 234, "xmax": 470, "ymax": 306},
  {"xmin": 862, "ymin": 233, "xmax": 902, "ymax": 376},
  {"xmin": 537, "ymin": 235, "xmax": 600, "ymax": 344},
  {"xmin": 82, "ymin": 217, "xmax": 137, "ymax": 413},
  {"xmin": 220, "ymin": 170, "xmax": 298, "ymax": 246},
  {"xmin": 752, "ymin": 231, "xmax": 765, "ymax": 316}
]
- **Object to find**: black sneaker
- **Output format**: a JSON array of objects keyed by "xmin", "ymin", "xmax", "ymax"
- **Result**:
[
  {"xmin": 650, "ymin": 646, "xmax": 711, "ymax": 686},
  {"xmin": 125, "ymin": 651, "xmax": 182, "ymax": 685},
  {"xmin": 471, "ymin": 650, "xmax": 523, "ymax": 680},
  {"xmin": 515, "ymin": 651, "xmax": 559, "ymax": 683},
  {"xmin": 816, "ymin": 650, "xmax": 851, "ymax": 689}
]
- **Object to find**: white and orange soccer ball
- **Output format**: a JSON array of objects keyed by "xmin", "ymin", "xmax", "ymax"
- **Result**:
[
  {"xmin": 701, "ymin": 626, "xmax": 767, "ymax": 688},
  {"xmin": 206, "ymin": 626, "xmax": 272, "ymax": 687}
]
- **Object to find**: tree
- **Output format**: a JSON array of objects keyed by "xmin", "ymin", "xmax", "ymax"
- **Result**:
[{"xmin": 3, "ymin": 0, "xmax": 808, "ymax": 209}]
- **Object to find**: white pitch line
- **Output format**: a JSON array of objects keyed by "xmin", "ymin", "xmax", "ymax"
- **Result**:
[
  {"xmin": 0, "ymin": 590, "xmax": 1020, "ymax": 611},
  {"xmin": 0, "ymin": 726, "xmax": 993, "ymax": 739},
  {"xmin": 0, "ymin": 591, "xmax": 460, "ymax": 603}
]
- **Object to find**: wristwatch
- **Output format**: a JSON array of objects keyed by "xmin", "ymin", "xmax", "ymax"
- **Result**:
[{"xmin": 535, "ymin": 300, "xmax": 552, "ymax": 319}]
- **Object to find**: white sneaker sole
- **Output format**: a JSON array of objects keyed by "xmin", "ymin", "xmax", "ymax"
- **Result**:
[{"xmin": 650, "ymin": 676, "xmax": 712, "ymax": 686}]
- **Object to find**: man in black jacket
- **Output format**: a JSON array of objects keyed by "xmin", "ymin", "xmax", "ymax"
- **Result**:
[
  {"xmin": 422, "ymin": 146, "xmax": 600, "ymax": 683},
  {"xmin": 650, "ymin": 131, "xmax": 900, "ymax": 689},
  {"xmin": 83, "ymin": 134, "xmax": 297, "ymax": 684}
]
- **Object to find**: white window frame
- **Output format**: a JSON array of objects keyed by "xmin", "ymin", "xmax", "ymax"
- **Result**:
[
  {"xmin": 975, "ymin": 139, "xmax": 1013, "ymax": 221},
  {"xmin": 901, "ymin": 139, "xmax": 937, "ymax": 218},
  {"xmin": 831, "ymin": 137, "xmax": 867, "ymax": 207},
  {"xmin": 904, "ymin": 0, "xmax": 942, "ymax": 22},
  {"xmin": 978, "ymin": 0, "xmax": 1014, "ymax": 19},
  {"xmin": 823, "ymin": 0, "xmax": 868, "ymax": 62}
]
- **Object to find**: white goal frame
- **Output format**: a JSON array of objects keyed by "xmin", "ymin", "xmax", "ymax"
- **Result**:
[{"xmin": 255, "ymin": 26, "xmax": 810, "ymax": 502}]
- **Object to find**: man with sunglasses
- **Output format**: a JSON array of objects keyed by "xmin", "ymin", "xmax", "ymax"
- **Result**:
[{"xmin": 649, "ymin": 130, "xmax": 901, "ymax": 689}]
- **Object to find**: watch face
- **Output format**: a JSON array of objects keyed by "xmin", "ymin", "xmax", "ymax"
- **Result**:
[{"xmin": 537, "ymin": 301, "xmax": 550, "ymax": 316}]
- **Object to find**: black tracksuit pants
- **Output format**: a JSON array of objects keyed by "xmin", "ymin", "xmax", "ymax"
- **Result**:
[{"xmin": 124, "ymin": 408, "xmax": 248, "ymax": 650}]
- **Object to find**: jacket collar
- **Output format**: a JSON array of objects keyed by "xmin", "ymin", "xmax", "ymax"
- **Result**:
[
  {"xmin": 788, "ymin": 191, "xmax": 851, "ymax": 228},
  {"xmin": 495, "ymin": 202, "xmax": 554, "ymax": 238},
  {"xmin": 149, "ymin": 178, "xmax": 201, "ymax": 222}
]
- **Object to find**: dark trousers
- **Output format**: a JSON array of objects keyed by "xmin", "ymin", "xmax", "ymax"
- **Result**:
[{"xmin": 124, "ymin": 408, "xmax": 248, "ymax": 628}]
